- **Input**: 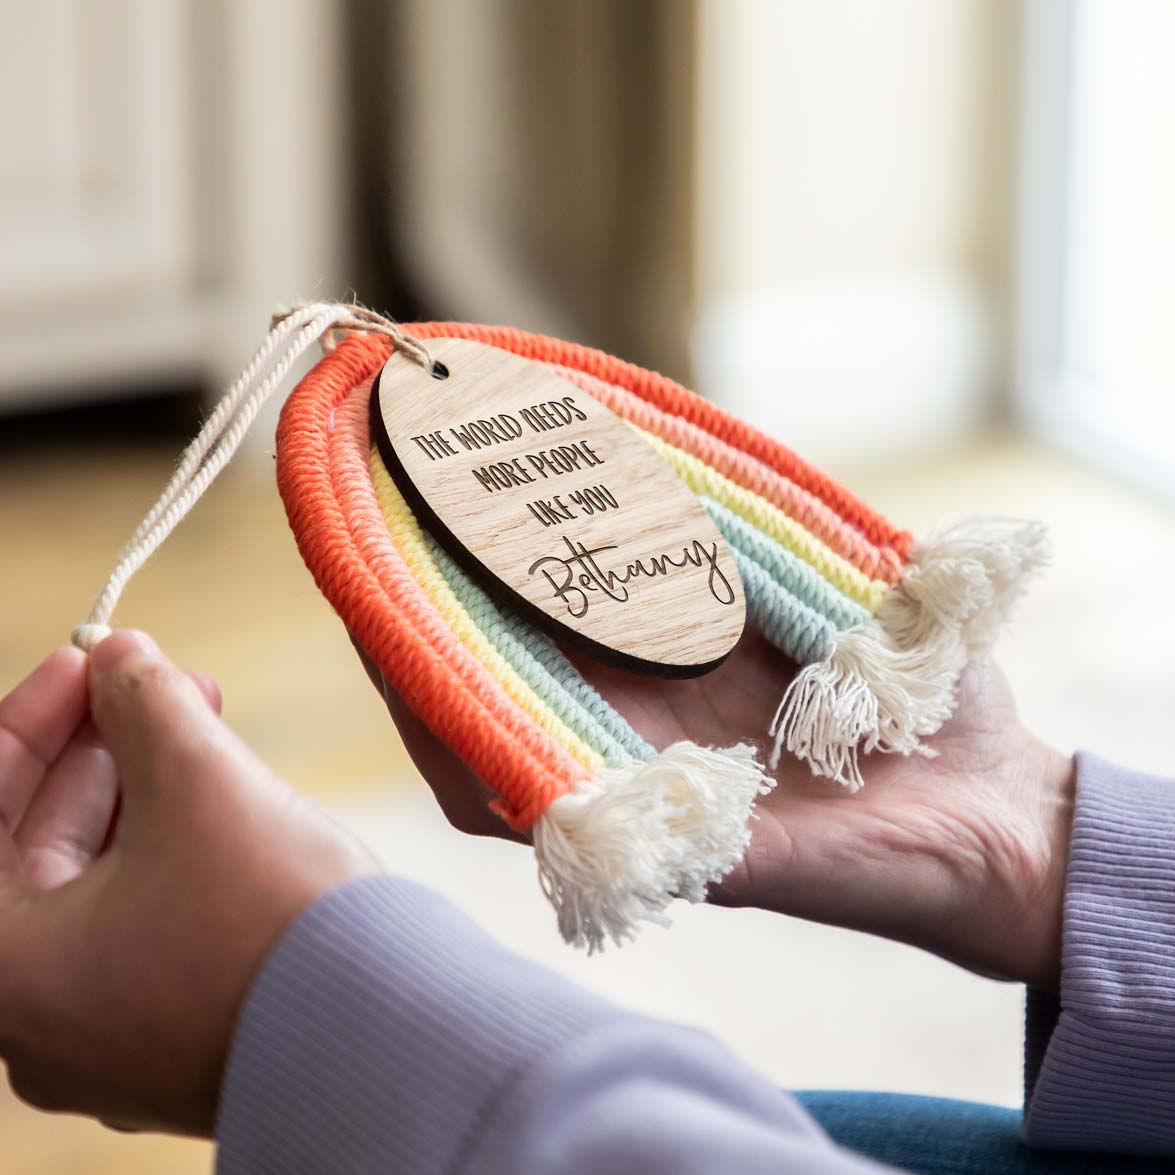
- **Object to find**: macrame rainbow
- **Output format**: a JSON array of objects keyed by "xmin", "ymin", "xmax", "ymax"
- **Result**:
[{"xmin": 275, "ymin": 320, "xmax": 1046, "ymax": 951}]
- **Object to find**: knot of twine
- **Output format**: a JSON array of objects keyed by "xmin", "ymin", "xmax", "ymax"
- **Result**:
[
  {"xmin": 70, "ymin": 301, "xmax": 432, "ymax": 651},
  {"xmin": 269, "ymin": 302, "xmax": 436, "ymax": 372}
]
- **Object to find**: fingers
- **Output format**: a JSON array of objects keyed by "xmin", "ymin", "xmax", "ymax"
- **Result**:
[
  {"xmin": 187, "ymin": 671, "xmax": 223, "ymax": 715},
  {"xmin": 0, "ymin": 638, "xmax": 223, "ymax": 888},
  {"xmin": 88, "ymin": 632, "xmax": 232, "ymax": 811},
  {"xmin": 15, "ymin": 719, "xmax": 118, "ymax": 889},
  {"xmin": 379, "ymin": 679, "xmax": 528, "ymax": 844},
  {"xmin": 13, "ymin": 668, "xmax": 220, "ymax": 889},
  {"xmin": 348, "ymin": 631, "xmax": 526, "ymax": 842},
  {"xmin": 0, "ymin": 647, "xmax": 89, "ymax": 837},
  {"xmin": 347, "ymin": 631, "xmax": 385, "ymax": 696}
]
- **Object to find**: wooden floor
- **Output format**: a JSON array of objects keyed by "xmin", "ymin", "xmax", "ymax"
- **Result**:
[{"xmin": 2, "ymin": 402, "xmax": 1173, "ymax": 1173}]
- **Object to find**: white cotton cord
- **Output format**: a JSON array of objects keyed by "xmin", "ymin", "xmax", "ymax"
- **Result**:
[
  {"xmin": 70, "ymin": 301, "xmax": 433, "ymax": 652},
  {"xmin": 122, "ymin": 305, "xmax": 319, "ymax": 553}
]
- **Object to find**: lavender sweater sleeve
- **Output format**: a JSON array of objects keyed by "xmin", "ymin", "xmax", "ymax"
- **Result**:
[
  {"xmin": 1024, "ymin": 752, "xmax": 1175, "ymax": 1155},
  {"xmin": 215, "ymin": 752, "xmax": 1175, "ymax": 1171},
  {"xmin": 214, "ymin": 876, "xmax": 890, "ymax": 1174}
]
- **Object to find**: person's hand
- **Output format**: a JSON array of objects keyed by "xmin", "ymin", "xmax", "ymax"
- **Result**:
[
  {"xmin": 0, "ymin": 633, "xmax": 377, "ymax": 1136},
  {"xmin": 354, "ymin": 629, "xmax": 1073, "ymax": 990}
]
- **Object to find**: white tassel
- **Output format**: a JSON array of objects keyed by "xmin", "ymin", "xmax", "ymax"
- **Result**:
[
  {"xmin": 770, "ymin": 625, "xmax": 966, "ymax": 791},
  {"xmin": 878, "ymin": 518, "xmax": 1049, "ymax": 655},
  {"xmin": 533, "ymin": 743, "xmax": 773, "ymax": 952},
  {"xmin": 771, "ymin": 517, "xmax": 1047, "ymax": 791}
]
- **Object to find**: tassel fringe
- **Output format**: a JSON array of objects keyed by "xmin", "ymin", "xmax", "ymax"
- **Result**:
[
  {"xmin": 772, "ymin": 517, "xmax": 1048, "ymax": 789},
  {"xmin": 878, "ymin": 517, "xmax": 1049, "ymax": 655},
  {"xmin": 533, "ymin": 742, "xmax": 773, "ymax": 952},
  {"xmin": 769, "ymin": 625, "xmax": 965, "ymax": 790}
]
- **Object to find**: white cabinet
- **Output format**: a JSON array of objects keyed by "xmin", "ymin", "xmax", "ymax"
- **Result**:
[
  {"xmin": 0, "ymin": 1, "xmax": 191, "ymax": 309},
  {"xmin": 0, "ymin": 0, "xmax": 350, "ymax": 412}
]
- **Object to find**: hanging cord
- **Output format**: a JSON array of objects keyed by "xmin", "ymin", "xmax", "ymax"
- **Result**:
[{"xmin": 70, "ymin": 301, "xmax": 434, "ymax": 652}]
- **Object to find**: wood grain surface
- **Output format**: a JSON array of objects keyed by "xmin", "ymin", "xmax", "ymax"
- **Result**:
[{"xmin": 373, "ymin": 339, "xmax": 746, "ymax": 676}]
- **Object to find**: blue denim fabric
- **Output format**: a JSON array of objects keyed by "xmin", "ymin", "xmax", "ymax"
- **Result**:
[{"xmin": 795, "ymin": 1091, "xmax": 1172, "ymax": 1174}]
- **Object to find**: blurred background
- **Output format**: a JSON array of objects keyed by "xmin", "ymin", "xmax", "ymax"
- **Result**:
[{"xmin": 2, "ymin": 1, "xmax": 1173, "ymax": 1170}]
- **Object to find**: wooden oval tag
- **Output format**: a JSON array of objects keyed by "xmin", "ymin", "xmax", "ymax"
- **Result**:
[{"xmin": 370, "ymin": 338, "xmax": 745, "ymax": 677}]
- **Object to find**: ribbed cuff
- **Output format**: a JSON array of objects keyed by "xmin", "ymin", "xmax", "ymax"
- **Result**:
[
  {"xmin": 214, "ymin": 875, "xmax": 617, "ymax": 1174},
  {"xmin": 1024, "ymin": 752, "xmax": 1175, "ymax": 1155}
]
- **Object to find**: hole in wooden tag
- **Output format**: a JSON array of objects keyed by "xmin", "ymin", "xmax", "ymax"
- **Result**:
[{"xmin": 370, "ymin": 338, "xmax": 746, "ymax": 677}]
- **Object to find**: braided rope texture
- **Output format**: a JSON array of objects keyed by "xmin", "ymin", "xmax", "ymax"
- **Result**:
[{"xmin": 275, "ymin": 326, "xmax": 912, "ymax": 832}]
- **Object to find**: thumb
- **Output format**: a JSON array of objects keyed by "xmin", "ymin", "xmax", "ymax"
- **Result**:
[{"xmin": 87, "ymin": 631, "xmax": 236, "ymax": 810}]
